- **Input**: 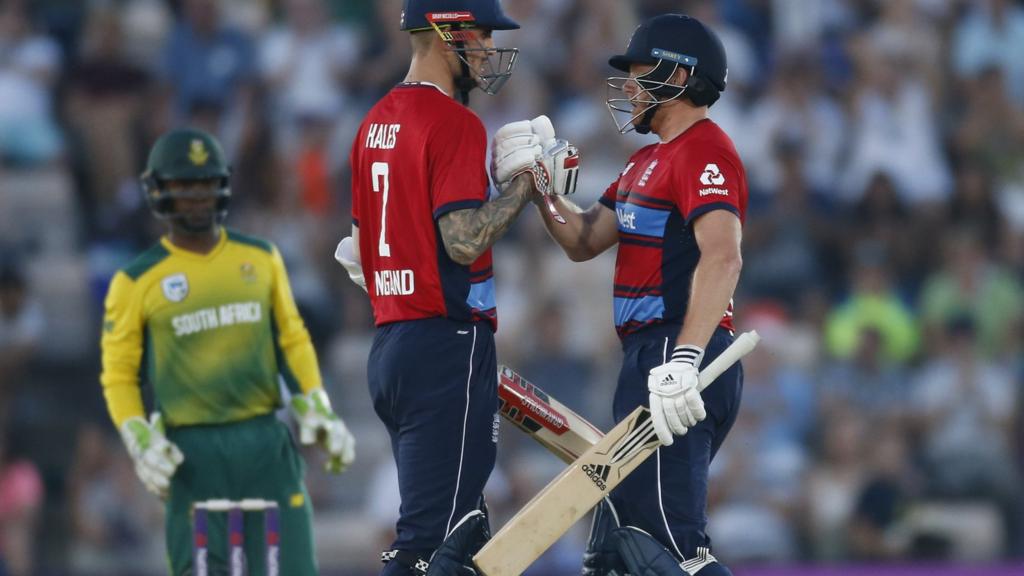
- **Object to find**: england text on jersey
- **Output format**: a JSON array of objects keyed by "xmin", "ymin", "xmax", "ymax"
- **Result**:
[{"xmin": 350, "ymin": 83, "xmax": 497, "ymax": 330}]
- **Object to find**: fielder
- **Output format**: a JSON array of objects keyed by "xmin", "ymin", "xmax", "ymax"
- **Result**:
[
  {"xmin": 335, "ymin": 0, "xmax": 578, "ymax": 573},
  {"xmin": 99, "ymin": 128, "xmax": 355, "ymax": 576},
  {"xmin": 492, "ymin": 14, "xmax": 747, "ymax": 576}
]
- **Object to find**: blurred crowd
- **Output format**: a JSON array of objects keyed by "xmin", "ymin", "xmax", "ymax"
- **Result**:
[{"xmin": 0, "ymin": 0, "xmax": 1022, "ymax": 574}]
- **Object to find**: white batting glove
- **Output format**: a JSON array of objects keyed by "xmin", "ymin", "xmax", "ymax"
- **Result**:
[
  {"xmin": 527, "ymin": 115, "xmax": 579, "ymax": 197},
  {"xmin": 334, "ymin": 236, "xmax": 366, "ymax": 292},
  {"xmin": 530, "ymin": 114, "xmax": 556, "ymax": 144},
  {"xmin": 647, "ymin": 345, "xmax": 707, "ymax": 446},
  {"xmin": 532, "ymin": 139, "xmax": 580, "ymax": 196},
  {"xmin": 290, "ymin": 388, "xmax": 356, "ymax": 474},
  {"xmin": 491, "ymin": 119, "xmax": 542, "ymax": 189},
  {"xmin": 119, "ymin": 413, "xmax": 184, "ymax": 499}
]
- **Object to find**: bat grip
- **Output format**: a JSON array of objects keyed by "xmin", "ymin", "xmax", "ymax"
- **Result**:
[{"xmin": 696, "ymin": 330, "xmax": 760, "ymax": 392}]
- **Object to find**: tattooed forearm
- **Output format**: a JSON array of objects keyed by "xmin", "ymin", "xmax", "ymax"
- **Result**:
[{"xmin": 439, "ymin": 175, "xmax": 537, "ymax": 265}]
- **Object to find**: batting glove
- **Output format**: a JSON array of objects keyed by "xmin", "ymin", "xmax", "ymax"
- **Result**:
[
  {"xmin": 647, "ymin": 345, "xmax": 707, "ymax": 446},
  {"xmin": 119, "ymin": 413, "xmax": 184, "ymax": 499},
  {"xmin": 527, "ymin": 115, "xmax": 579, "ymax": 197},
  {"xmin": 290, "ymin": 388, "xmax": 356, "ymax": 474},
  {"xmin": 491, "ymin": 119, "xmax": 543, "ymax": 190},
  {"xmin": 334, "ymin": 236, "xmax": 366, "ymax": 292}
]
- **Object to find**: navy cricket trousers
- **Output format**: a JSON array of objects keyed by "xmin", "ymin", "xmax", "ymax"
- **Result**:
[
  {"xmin": 609, "ymin": 325, "xmax": 743, "ymax": 563},
  {"xmin": 368, "ymin": 317, "xmax": 498, "ymax": 568}
]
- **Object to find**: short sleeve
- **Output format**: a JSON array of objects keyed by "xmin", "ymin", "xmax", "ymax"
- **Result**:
[
  {"xmin": 598, "ymin": 177, "xmax": 620, "ymax": 210},
  {"xmin": 429, "ymin": 111, "xmax": 488, "ymax": 220},
  {"xmin": 672, "ymin": 146, "xmax": 744, "ymax": 224}
]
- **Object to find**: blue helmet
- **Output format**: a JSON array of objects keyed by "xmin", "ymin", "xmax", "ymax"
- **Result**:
[
  {"xmin": 400, "ymin": 0, "xmax": 520, "ymax": 101},
  {"xmin": 400, "ymin": 0, "xmax": 519, "ymax": 32},
  {"xmin": 606, "ymin": 14, "xmax": 728, "ymax": 134}
]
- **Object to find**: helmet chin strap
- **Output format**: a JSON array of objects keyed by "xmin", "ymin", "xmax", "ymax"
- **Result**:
[{"xmin": 452, "ymin": 39, "xmax": 475, "ymax": 105}]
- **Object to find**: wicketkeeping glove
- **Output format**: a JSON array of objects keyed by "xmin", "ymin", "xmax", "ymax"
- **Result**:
[
  {"xmin": 334, "ymin": 236, "xmax": 366, "ymax": 292},
  {"xmin": 647, "ymin": 345, "xmax": 707, "ymax": 446},
  {"xmin": 290, "ymin": 388, "xmax": 356, "ymax": 474},
  {"xmin": 119, "ymin": 413, "xmax": 184, "ymax": 499}
]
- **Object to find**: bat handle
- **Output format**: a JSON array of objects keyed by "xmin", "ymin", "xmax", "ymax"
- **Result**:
[{"xmin": 696, "ymin": 330, "xmax": 760, "ymax": 393}]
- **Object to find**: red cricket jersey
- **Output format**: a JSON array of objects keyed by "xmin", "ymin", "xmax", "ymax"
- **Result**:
[
  {"xmin": 599, "ymin": 119, "xmax": 747, "ymax": 338},
  {"xmin": 350, "ymin": 83, "xmax": 497, "ymax": 330}
]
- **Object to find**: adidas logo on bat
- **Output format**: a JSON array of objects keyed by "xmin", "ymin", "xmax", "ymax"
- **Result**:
[{"xmin": 582, "ymin": 463, "xmax": 611, "ymax": 490}]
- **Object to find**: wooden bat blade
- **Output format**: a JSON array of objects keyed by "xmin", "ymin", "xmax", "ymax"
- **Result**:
[
  {"xmin": 497, "ymin": 365, "xmax": 604, "ymax": 463},
  {"xmin": 474, "ymin": 406, "xmax": 659, "ymax": 576}
]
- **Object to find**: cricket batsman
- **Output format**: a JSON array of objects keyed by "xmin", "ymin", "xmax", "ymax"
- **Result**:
[
  {"xmin": 335, "ymin": 0, "xmax": 579, "ymax": 573},
  {"xmin": 99, "ymin": 128, "xmax": 355, "ymax": 576},
  {"xmin": 492, "ymin": 13, "xmax": 747, "ymax": 576}
]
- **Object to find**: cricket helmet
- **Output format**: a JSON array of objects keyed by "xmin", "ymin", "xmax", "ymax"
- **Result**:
[
  {"xmin": 400, "ymin": 0, "xmax": 520, "ymax": 102},
  {"xmin": 607, "ymin": 14, "xmax": 728, "ymax": 133},
  {"xmin": 140, "ymin": 128, "xmax": 231, "ymax": 222},
  {"xmin": 400, "ymin": 0, "xmax": 519, "ymax": 31}
]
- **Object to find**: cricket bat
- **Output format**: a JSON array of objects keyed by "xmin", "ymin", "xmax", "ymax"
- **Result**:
[
  {"xmin": 476, "ymin": 331, "xmax": 761, "ymax": 576},
  {"xmin": 497, "ymin": 366, "xmax": 604, "ymax": 463}
]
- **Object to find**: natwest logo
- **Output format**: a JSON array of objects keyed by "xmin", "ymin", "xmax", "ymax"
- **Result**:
[{"xmin": 699, "ymin": 163, "xmax": 726, "ymax": 186}]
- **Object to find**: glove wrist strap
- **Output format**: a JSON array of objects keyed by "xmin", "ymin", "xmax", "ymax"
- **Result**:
[{"xmin": 670, "ymin": 344, "xmax": 704, "ymax": 367}]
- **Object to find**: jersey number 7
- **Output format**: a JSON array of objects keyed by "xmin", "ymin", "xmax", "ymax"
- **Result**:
[{"xmin": 371, "ymin": 161, "xmax": 391, "ymax": 257}]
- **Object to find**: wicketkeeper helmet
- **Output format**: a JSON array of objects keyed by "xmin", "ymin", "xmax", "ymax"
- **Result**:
[{"xmin": 140, "ymin": 128, "xmax": 231, "ymax": 221}]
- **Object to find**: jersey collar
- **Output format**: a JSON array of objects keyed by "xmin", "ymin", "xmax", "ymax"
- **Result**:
[
  {"xmin": 160, "ymin": 228, "xmax": 228, "ymax": 261},
  {"xmin": 398, "ymin": 81, "xmax": 450, "ymax": 97},
  {"xmin": 657, "ymin": 117, "xmax": 712, "ymax": 145}
]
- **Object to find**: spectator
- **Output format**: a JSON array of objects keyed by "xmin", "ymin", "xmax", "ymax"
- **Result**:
[
  {"xmin": 848, "ymin": 424, "xmax": 917, "ymax": 561},
  {"xmin": 356, "ymin": 0, "xmax": 409, "ymax": 99},
  {"xmin": 805, "ymin": 408, "xmax": 868, "ymax": 560},
  {"xmin": 0, "ymin": 0, "xmax": 63, "ymax": 166},
  {"xmin": 64, "ymin": 3, "xmax": 152, "ymax": 233},
  {"xmin": 919, "ymin": 228, "xmax": 1024, "ymax": 359},
  {"xmin": 820, "ymin": 326, "xmax": 911, "ymax": 426},
  {"xmin": 259, "ymin": 0, "xmax": 361, "ymax": 154},
  {"xmin": 0, "ymin": 257, "xmax": 43, "ymax": 424},
  {"xmin": 952, "ymin": 0, "xmax": 1024, "ymax": 105},
  {"xmin": 744, "ymin": 53, "xmax": 846, "ymax": 196},
  {"xmin": 947, "ymin": 160, "xmax": 1006, "ymax": 251},
  {"xmin": 159, "ymin": 0, "xmax": 255, "ymax": 148},
  {"xmin": 839, "ymin": 32, "xmax": 951, "ymax": 206},
  {"xmin": 741, "ymin": 137, "xmax": 828, "ymax": 305},
  {"xmin": 951, "ymin": 66, "xmax": 1024, "ymax": 188},
  {"xmin": 0, "ymin": 427, "xmax": 43, "ymax": 576},
  {"xmin": 910, "ymin": 315, "xmax": 1022, "ymax": 553},
  {"xmin": 848, "ymin": 172, "xmax": 933, "ymax": 291},
  {"xmin": 824, "ymin": 243, "xmax": 919, "ymax": 364}
]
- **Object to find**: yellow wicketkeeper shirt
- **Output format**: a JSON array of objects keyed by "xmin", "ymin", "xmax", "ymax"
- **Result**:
[{"xmin": 100, "ymin": 229, "xmax": 322, "ymax": 427}]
